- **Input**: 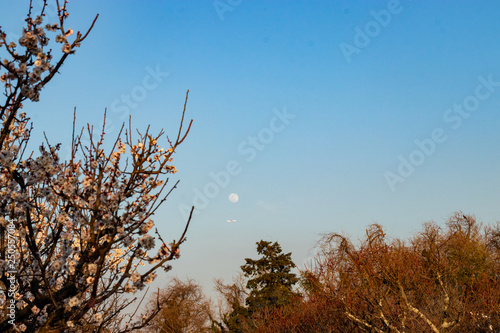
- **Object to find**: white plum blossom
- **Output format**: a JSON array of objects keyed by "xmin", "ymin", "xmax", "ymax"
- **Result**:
[
  {"xmin": 93, "ymin": 313, "xmax": 102, "ymax": 323},
  {"xmin": 130, "ymin": 272, "xmax": 141, "ymax": 283},
  {"xmin": 141, "ymin": 219, "xmax": 154, "ymax": 233},
  {"xmin": 123, "ymin": 236, "xmax": 134, "ymax": 247},
  {"xmin": 144, "ymin": 273, "xmax": 157, "ymax": 284},
  {"xmin": 139, "ymin": 234, "xmax": 155, "ymax": 250},
  {"xmin": 87, "ymin": 264, "xmax": 97, "ymax": 275},
  {"xmin": 68, "ymin": 296, "xmax": 79, "ymax": 307}
]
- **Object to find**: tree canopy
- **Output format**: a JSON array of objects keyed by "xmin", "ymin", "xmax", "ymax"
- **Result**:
[{"xmin": 241, "ymin": 240, "xmax": 300, "ymax": 312}]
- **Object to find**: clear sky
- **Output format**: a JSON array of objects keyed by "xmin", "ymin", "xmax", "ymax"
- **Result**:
[{"xmin": 2, "ymin": 0, "xmax": 500, "ymax": 299}]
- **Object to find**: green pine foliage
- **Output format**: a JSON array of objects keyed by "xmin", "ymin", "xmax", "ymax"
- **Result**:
[{"xmin": 241, "ymin": 241, "xmax": 300, "ymax": 312}]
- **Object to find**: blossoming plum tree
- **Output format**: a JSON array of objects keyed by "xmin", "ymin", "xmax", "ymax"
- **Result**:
[{"xmin": 0, "ymin": 1, "xmax": 194, "ymax": 332}]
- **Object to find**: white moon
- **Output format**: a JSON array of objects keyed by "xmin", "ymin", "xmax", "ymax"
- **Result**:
[{"xmin": 228, "ymin": 193, "xmax": 239, "ymax": 203}]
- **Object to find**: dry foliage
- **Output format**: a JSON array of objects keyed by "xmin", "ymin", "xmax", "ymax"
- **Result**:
[{"xmin": 145, "ymin": 278, "xmax": 212, "ymax": 333}]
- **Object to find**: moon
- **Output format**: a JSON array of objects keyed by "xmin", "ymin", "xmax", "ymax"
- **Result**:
[{"xmin": 228, "ymin": 193, "xmax": 239, "ymax": 203}]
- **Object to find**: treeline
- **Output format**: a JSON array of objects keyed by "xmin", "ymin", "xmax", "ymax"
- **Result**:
[{"xmin": 146, "ymin": 212, "xmax": 500, "ymax": 332}]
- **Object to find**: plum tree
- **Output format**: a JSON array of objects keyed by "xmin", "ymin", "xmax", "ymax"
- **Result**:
[{"xmin": 0, "ymin": 1, "xmax": 193, "ymax": 331}]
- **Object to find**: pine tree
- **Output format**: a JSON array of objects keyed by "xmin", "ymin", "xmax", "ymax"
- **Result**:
[{"xmin": 241, "ymin": 240, "xmax": 300, "ymax": 313}]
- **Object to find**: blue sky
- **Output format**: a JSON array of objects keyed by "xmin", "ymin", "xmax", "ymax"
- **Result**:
[{"xmin": 2, "ymin": 0, "xmax": 500, "ymax": 298}]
